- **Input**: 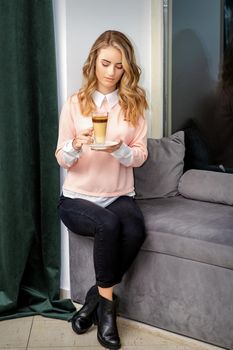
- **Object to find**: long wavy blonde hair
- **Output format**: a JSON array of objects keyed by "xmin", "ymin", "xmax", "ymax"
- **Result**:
[{"xmin": 78, "ymin": 30, "xmax": 148, "ymax": 127}]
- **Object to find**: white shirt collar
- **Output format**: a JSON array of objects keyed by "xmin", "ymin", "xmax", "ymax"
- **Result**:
[{"xmin": 92, "ymin": 89, "xmax": 119, "ymax": 109}]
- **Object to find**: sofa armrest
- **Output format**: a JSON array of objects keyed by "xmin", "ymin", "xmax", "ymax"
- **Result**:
[{"xmin": 178, "ymin": 169, "xmax": 233, "ymax": 206}]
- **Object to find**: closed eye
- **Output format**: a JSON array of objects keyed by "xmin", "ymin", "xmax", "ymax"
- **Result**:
[
  {"xmin": 101, "ymin": 59, "xmax": 110, "ymax": 67},
  {"xmin": 101, "ymin": 59, "xmax": 123, "ymax": 70},
  {"xmin": 115, "ymin": 64, "xmax": 123, "ymax": 70}
]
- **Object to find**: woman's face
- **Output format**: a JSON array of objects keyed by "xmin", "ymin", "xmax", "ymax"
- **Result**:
[{"xmin": 95, "ymin": 46, "xmax": 124, "ymax": 94}]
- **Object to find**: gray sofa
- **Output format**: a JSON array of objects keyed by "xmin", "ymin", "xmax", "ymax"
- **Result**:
[{"xmin": 69, "ymin": 131, "xmax": 233, "ymax": 350}]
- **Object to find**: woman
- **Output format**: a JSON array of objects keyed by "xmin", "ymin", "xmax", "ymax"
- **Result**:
[{"xmin": 55, "ymin": 30, "xmax": 148, "ymax": 350}]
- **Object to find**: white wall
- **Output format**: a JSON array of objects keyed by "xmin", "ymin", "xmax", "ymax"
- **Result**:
[
  {"xmin": 53, "ymin": 0, "xmax": 70, "ymax": 295},
  {"xmin": 53, "ymin": 0, "xmax": 163, "ymax": 294},
  {"xmin": 66, "ymin": 0, "xmax": 152, "ymax": 134}
]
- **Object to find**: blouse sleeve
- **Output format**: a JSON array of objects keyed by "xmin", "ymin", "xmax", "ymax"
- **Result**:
[
  {"xmin": 127, "ymin": 115, "xmax": 148, "ymax": 168},
  {"xmin": 55, "ymin": 97, "xmax": 79, "ymax": 169}
]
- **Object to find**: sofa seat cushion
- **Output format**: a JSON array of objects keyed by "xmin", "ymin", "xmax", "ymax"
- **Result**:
[{"xmin": 137, "ymin": 196, "xmax": 233, "ymax": 269}]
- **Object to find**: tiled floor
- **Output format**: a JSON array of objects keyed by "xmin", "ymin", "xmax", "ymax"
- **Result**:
[{"xmin": 0, "ymin": 304, "xmax": 224, "ymax": 350}]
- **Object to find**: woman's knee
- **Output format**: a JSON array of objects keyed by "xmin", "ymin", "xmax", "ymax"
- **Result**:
[
  {"xmin": 58, "ymin": 197, "xmax": 103, "ymax": 235},
  {"xmin": 96, "ymin": 211, "xmax": 121, "ymax": 241},
  {"xmin": 125, "ymin": 217, "xmax": 146, "ymax": 245}
]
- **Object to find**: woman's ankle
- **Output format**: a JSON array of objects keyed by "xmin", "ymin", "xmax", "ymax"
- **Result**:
[{"xmin": 98, "ymin": 286, "xmax": 114, "ymax": 301}]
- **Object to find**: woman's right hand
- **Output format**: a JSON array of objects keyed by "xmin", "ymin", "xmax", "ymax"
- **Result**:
[{"xmin": 72, "ymin": 128, "xmax": 94, "ymax": 151}]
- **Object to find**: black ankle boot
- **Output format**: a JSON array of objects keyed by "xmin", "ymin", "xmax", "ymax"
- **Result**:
[
  {"xmin": 69, "ymin": 285, "xmax": 99, "ymax": 334},
  {"xmin": 96, "ymin": 295, "xmax": 121, "ymax": 350}
]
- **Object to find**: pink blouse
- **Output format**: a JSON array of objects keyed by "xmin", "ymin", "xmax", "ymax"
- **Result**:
[{"xmin": 55, "ymin": 90, "xmax": 148, "ymax": 198}]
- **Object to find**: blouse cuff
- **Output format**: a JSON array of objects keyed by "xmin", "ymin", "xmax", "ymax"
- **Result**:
[
  {"xmin": 62, "ymin": 139, "xmax": 81, "ymax": 166},
  {"xmin": 111, "ymin": 143, "xmax": 133, "ymax": 166}
]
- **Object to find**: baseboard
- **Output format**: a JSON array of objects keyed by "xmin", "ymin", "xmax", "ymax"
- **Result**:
[{"xmin": 60, "ymin": 288, "xmax": 71, "ymax": 299}]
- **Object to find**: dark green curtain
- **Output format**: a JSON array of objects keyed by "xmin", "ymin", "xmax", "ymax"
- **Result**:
[{"xmin": 0, "ymin": 0, "xmax": 75, "ymax": 320}]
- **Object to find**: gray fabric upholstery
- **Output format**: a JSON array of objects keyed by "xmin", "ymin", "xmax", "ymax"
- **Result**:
[
  {"xmin": 69, "ymin": 233, "xmax": 96, "ymax": 303},
  {"xmin": 178, "ymin": 169, "xmax": 233, "ymax": 205},
  {"xmin": 69, "ymin": 194, "xmax": 233, "ymax": 349},
  {"xmin": 134, "ymin": 131, "xmax": 185, "ymax": 199},
  {"xmin": 68, "ymin": 133, "xmax": 233, "ymax": 349},
  {"xmin": 138, "ymin": 196, "xmax": 233, "ymax": 269},
  {"xmin": 116, "ymin": 251, "xmax": 233, "ymax": 350},
  {"xmin": 69, "ymin": 228, "xmax": 233, "ymax": 349}
]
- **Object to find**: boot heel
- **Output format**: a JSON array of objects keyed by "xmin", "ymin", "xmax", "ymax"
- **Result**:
[{"xmin": 92, "ymin": 310, "xmax": 98, "ymax": 325}]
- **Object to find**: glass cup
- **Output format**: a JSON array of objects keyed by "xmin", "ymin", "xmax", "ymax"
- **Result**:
[{"xmin": 92, "ymin": 112, "xmax": 108, "ymax": 144}]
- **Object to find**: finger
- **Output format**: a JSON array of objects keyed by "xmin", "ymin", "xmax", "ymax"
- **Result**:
[
  {"xmin": 73, "ymin": 139, "xmax": 82, "ymax": 150},
  {"xmin": 81, "ymin": 128, "xmax": 94, "ymax": 136},
  {"xmin": 78, "ymin": 136, "xmax": 94, "ymax": 145}
]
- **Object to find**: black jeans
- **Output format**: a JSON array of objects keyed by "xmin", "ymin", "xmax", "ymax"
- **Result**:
[{"xmin": 58, "ymin": 195, "xmax": 146, "ymax": 288}]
